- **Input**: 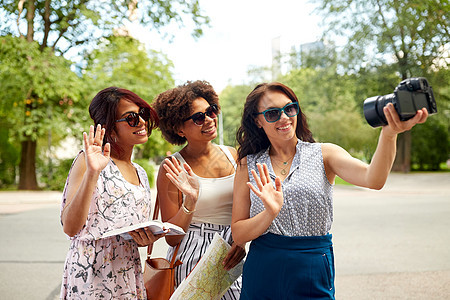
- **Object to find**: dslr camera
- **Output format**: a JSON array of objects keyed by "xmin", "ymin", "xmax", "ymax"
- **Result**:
[{"xmin": 363, "ymin": 77, "xmax": 437, "ymax": 128}]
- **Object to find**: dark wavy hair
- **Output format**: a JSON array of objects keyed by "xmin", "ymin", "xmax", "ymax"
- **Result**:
[
  {"xmin": 152, "ymin": 80, "xmax": 220, "ymax": 145},
  {"xmin": 88, "ymin": 87, "xmax": 158, "ymax": 155},
  {"xmin": 236, "ymin": 82, "xmax": 315, "ymax": 162}
]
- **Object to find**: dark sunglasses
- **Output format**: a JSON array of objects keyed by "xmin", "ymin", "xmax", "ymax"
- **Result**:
[
  {"xmin": 115, "ymin": 107, "xmax": 151, "ymax": 127},
  {"xmin": 183, "ymin": 104, "xmax": 219, "ymax": 126},
  {"xmin": 255, "ymin": 102, "xmax": 300, "ymax": 123}
]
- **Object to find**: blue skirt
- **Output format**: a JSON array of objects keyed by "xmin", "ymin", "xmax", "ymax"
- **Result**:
[{"xmin": 240, "ymin": 233, "xmax": 335, "ymax": 300}]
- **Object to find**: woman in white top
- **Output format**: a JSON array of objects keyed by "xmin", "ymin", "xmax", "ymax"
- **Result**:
[{"xmin": 153, "ymin": 80, "xmax": 246, "ymax": 299}]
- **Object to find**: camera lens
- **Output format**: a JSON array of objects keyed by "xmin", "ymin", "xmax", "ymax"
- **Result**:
[
  {"xmin": 363, "ymin": 94, "xmax": 395, "ymax": 128},
  {"xmin": 363, "ymin": 77, "xmax": 437, "ymax": 128}
]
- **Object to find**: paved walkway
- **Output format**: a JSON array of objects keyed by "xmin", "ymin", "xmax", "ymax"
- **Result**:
[
  {"xmin": 0, "ymin": 172, "xmax": 449, "ymax": 299},
  {"xmin": 330, "ymin": 172, "xmax": 450, "ymax": 299},
  {"xmin": 0, "ymin": 190, "xmax": 62, "ymax": 214}
]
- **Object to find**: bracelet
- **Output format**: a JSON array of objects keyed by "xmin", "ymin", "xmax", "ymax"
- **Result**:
[{"xmin": 181, "ymin": 202, "xmax": 196, "ymax": 214}]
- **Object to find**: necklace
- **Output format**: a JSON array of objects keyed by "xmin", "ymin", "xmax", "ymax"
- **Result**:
[{"xmin": 271, "ymin": 152, "xmax": 296, "ymax": 175}]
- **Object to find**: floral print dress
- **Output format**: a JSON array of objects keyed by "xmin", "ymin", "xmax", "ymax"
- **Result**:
[{"xmin": 60, "ymin": 152, "xmax": 152, "ymax": 299}]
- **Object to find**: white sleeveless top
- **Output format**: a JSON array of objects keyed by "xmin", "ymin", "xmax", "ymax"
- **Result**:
[{"xmin": 172, "ymin": 145, "xmax": 236, "ymax": 225}]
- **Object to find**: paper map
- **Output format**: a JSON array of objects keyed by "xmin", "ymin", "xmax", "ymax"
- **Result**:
[{"xmin": 170, "ymin": 233, "xmax": 243, "ymax": 300}]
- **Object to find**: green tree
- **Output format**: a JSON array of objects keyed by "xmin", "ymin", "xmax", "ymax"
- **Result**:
[
  {"xmin": 0, "ymin": 126, "xmax": 19, "ymax": 187},
  {"xmin": 313, "ymin": 0, "xmax": 450, "ymax": 172},
  {"xmin": 42, "ymin": 35, "xmax": 177, "ymax": 190},
  {"xmin": 0, "ymin": 0, "xmax": 209, "ymax": 189},
  {"xmin": 218, "ymin": 84, "xmax": 253, "ymax": 147},
  {"xmin": 411, "ymin": 117, "xmax": 449, "ymax": 170},
  {"xmin": 0, "ymin": 0, "xmax": 209, "ymax": 53},
  {"xmin": 82, "ymin": 35, "xmax": 175, "ymax": 99},
  {"xmin": 411, "ymin": 66, "xmax": 450, "ymax": 170},
  {"xmin": 0, "ymin": 35, "xmax": 85, "ymax": 189},
  {"xmin": 282, "ymin": 67, "xmax": 378, "ymax": 160},
  {"xmin": 83, "ymin": 35, "xmax": 176, "ymax": 161}
]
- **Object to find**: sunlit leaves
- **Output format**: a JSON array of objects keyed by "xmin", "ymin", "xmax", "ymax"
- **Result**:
[{"xmin": 0, "ymin": 35, "xmax": 86, "ymax": 141}]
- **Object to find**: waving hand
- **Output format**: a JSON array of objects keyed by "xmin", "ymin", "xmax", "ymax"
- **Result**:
[
  {"xmin": 83, "ymin": 124, "xmax": 111, "ymax": 173},
  {"xmin": 163, "ymin": 156, "xmax": 199, "ymax": 201},
  {"xmin": 247, "ymin": 163, "xmax": 283, "ymax": 217}
]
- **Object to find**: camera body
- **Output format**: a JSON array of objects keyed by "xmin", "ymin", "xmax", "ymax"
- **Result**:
[{"xmin": 363, "ymin": 77, "xmax": 437, "ymax": 128}]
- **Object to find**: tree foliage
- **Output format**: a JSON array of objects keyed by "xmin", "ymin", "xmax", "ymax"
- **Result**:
[
  {"xmin": 83, "ymin": 35, "xmax": 176, "ymax": 161},
  {"xmin": 313, "ymin": 0, "xmax": 449, "ymax": 77},
  {"xmin": 0, "ymin": 36, "xmax": 85, "ymax": 189},
  {"xmin": 83, "ymin": 35, "xmax": 174, "ymax": 99},
  {"xmin": 281, "ymin": 66, "xmax": 378, "ymax": 160},
  {"xmin": 0, "ymin": 0, "xmax": 209, "ymax": 54},
  {"xmin": 312, "ymin": 0, "xmax": 450, "ymax": 171},
  {"xmin": 0, "ymin": 35, "xmax": 86, "ymax": 189},
  {"xmin": 411, "ymin": 117, "xmax": 449, "ymax": 170},
  {"xmin": 218, "ymin": 84, "xmax": 253, "ymax": 147},
  {"xmin": 0, "ymin": 0, "xmax": 209, "ymax": 189},
  {"xmin": 0, "ymin": 35, "xmax": 86, "ymax": 141},
  {"xmin": 34, "ymin": 35, "xmax": 178, "ymax": 190},
  {"xmin": 0, "ymin": 126, "xmax": 19, "ymax": 187}
]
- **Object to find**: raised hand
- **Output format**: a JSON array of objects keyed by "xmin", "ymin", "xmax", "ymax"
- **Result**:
[
  {"xmin": 83, "ymin": 124, "xmax": 111, "ymax": 173},
  {"xmin": 383, "ymin": 103, "xmax": 428, "ymax": 136},
  {"xmin": 163, "ymin": 156, "xmax": 199, "ymax": 201},
  {"xmin": 247, "ymin": 163, "xmax": 283, "ymax": 217}
]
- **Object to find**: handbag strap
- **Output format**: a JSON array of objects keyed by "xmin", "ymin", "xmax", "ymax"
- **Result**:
[{"xmin": 148, "ymin": 189, "xmax": 183, "ymax": 268}]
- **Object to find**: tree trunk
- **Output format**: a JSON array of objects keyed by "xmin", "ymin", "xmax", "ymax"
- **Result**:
[
  {"xmin": 392, "ymin": 60, "xmax": 412, "ymax": 173},
  {"xmin": 391, "ymin": 131, "xmax": 411, "ymax": 173},
  {"xmin": 26, "ymin": 0, "xmax": 35, "ymax": 42},
  {"xmin": 18, "ymin": 138, "xmax": 39, "ymax": 190}
]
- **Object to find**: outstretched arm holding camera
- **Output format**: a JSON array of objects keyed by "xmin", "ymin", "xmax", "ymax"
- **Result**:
[
  {"xmin": 322, "ymin": 103, "xmax": 428, "ymax": 190},
  {"xmin": 231, "ymin": 81, "xmax": 430, "ymax": 299}
]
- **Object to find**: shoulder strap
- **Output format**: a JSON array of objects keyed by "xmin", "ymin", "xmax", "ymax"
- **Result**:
[
  {"xmin": 172, "ymin": 152, "xmax": 187, "ymax": 166},
  {"xmin": 148, "ymin": 189, "xmax": 183, "ymax": 266},
  {"xmin": 218, "ymin": 145, "xmax": 237, "ymax": 170}
]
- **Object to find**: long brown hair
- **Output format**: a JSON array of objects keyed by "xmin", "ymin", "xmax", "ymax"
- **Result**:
[{"xmin": 236, "ymin": 82, "xmax": 315, "ymax": 162}]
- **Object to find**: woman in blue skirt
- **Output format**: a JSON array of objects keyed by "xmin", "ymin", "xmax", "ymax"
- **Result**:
[{"xmin": 231, "ymin": 82, "xmax": 428, "ymax": 299}]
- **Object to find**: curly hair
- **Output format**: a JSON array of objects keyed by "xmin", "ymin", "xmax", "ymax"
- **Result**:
[
  {"xmin": 152, "ymin": 80, "xmax": 220, "ymax": 145},
  {"xmin": 236, "ymin": 82, "xmax": 315, "ymax": 162}
]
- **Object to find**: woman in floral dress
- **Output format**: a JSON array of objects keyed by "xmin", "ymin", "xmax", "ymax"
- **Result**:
[{"xmin": 60, "ymin": 87, "xmax": 163, "ymax": 299}]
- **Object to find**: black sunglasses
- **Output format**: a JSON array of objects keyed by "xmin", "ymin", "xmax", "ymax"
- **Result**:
[
  {"xmin": 183, "ymin": 104, "xmax": 219, "ymax": 126},
  {"xmin": 115, "ymin": 107, "xmax": 151, "ymax": 127},
  {"xmin": 255, "ymin": 102, "xmax": 299, "ymax": 123}
]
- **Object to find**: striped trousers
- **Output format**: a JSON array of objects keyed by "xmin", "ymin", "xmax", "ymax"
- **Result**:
[{"xmin": 167, "ymin": 223, "xmax": 242, "ymax": 300}]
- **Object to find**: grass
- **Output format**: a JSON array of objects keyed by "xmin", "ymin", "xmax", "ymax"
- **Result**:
[
  {"xmin": 410, "ymin": 162, "xmax": 449, "ymax": 172},
  {"xmin": 334, "ymin": 176, "xmax": 353, "ymax": 186}
]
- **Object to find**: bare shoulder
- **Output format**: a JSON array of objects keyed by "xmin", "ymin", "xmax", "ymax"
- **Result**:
[
  {"xmin": 156, "ymin": 157, "xmax": 173, "ymax": 183},
  {"xmin": 321, "ymin": 143, "xmax": 348, "ymax": 159},
  {"xmin": 225, "ymin": 145, "xmax": 238, "ymax": 161},
  {"xmin": 236, "ymin": 156, "xmax": 248, "ymax": 173}
]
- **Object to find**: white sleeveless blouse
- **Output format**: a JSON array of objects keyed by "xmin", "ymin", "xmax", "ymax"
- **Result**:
[
  {"xmin": 247, "ymin": 140, "xmax": 334, "ymax": 236},
  {"xmin": 172, "ymin": 145, "xmax": 236, "ymax": 225}
]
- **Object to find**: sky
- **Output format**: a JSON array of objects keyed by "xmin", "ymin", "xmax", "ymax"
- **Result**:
[{"xmin": 129, "ymin": 0, "xmax": 324, "ymax": 93}]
